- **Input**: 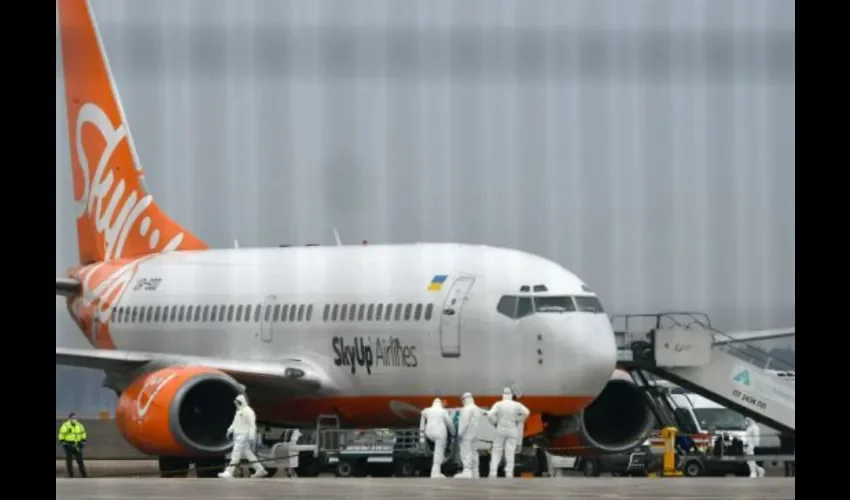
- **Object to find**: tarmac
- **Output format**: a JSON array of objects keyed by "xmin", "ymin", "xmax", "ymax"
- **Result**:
[{"xmin": 56, "ymin": 477, "xmax": 795, "ymax": 499}]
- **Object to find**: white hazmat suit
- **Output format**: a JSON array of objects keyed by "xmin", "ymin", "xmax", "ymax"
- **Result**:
[
  {"xmin": 456, "ymin": 392, "xmax": 485, "ymax": 478},
  {"xmin": 488, "ymin": 387, "xmax": 530, "ymax": 478},
  {"xmin": 218, "ymin": 394, "xmax": 268, "ymax": 479},
  {"xmin": 743, "ymin": 417, "xmax": 765, "ymax": 478},
  {"xmin": 419, "ymin": 398, "xmax": 456, "ymax": 478}
]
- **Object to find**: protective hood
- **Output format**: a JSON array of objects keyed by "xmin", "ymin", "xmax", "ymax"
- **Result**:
[
  {"xmin": 501, "ymin": 387, "xmax": 513, "ymax": 401},
  {"xmin": 461, "ymin": 392, "xmax": 475, "ymax": 406}
]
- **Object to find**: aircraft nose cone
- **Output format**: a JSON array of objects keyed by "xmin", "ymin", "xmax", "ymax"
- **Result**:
[{"xmin": 561, "ymin": 315, "xmax": 617, "ymax": 397}]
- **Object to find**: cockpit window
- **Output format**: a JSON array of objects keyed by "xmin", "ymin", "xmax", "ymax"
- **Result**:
[
  {"xmin": 533, "ymin": 296, "xmax": 576, "ymax": 313},
  {"xmin": 497, "ymin": 295, "xmax": 573, "ymax": 319},
  {"xmin": 516, "ymin": 297, "xmax": 533, "ymax": 318},
  {"xmin": 497, "ymin": 296, "xmax": 517, "ymax": 318},
  {"xmin": 574, "ymin": 295, "xmax": 605, "ymax": 313}
]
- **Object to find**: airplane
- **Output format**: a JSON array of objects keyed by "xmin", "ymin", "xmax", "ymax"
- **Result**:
[{"xmin": 55, "ymin": 0, "xmax": 655, "ymax": 476}]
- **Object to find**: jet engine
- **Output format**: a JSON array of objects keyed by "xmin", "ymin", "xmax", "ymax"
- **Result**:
[
  {"xmin": 115, "ymin": 366, "xmax": 243, "ymax": 457},
  {"xmin": 546, "ymin": 370, "xmax": 654, "ymax": 456}
]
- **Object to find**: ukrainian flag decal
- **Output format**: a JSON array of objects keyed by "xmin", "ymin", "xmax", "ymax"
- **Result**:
[{"xmin": 427, "ymin": 274, "xmax": 448, "ymax": 292}]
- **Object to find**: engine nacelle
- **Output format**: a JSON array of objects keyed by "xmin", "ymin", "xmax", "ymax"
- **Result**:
[
  {"xmin": 115, "ymin": 366, "xmax": 243, "ymax": 457},
  {"xmin": 546, "ymin": 370, "xmax": 654, "ymax": 456}
]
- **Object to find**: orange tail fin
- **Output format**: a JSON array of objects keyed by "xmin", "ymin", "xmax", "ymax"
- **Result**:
[{"xmin": 58, "ymin": 0, "xmax": 208, "ymax": 265}]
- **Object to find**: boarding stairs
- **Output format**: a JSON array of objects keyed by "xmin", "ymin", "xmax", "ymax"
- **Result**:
[{"xmin": 614, "ymin": 312, "xmax": 795, "ymax": 436}]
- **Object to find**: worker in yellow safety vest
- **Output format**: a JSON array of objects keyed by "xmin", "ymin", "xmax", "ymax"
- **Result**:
[{"xmin": 58, "ymin": 413, "xmax": 88, "ymax": 478}]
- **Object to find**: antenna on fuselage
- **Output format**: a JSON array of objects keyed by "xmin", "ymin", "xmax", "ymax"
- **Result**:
[
  {"xmin": 332, "ymin": 228, "xmax": 343, "ymax": 246},
  {"xmin": 233, "ymin": 239, "xmax": 240, "ymax": 249}
]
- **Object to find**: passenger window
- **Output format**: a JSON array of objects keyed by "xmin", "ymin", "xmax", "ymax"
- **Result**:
[
  {"xmin": 375, "ymin": 303, "xmax": 383, "ymax": 320},
  {"xmin": 323, "ymin": 304, "xmax": 330, "ymax": 321},
  {"xmin": 168, "ymin": 306, "xmax": 175, "ymax": 322},
  {"xmin": 264, "ymin": 305, "xmax": 272, "ymax": 321},
  {"xmin": 177, "ymin": 306, "xmax": 185, "ymax": 322},
  {"xmin": 358, "ymin": 304, "xmax": 365, "ymax": 321},
  {"xmin": 154, "ymin": 306, "xmax": 161, "ymax": 322},
  {"xmin": 194, "ymin": 306, "xmax": 202, "ymax": 322},
  {"xmin": 227, "ymin": 305, "xmax": 234, "ymax": 321},
  {"xmin": 384, "ymin": 304, "xmax": 393, "ymax": 321},
  {"xmin": 404, "ymin": 304, "xmax": 412, "ymax": 320},
  {"xmin": 273, "ymin": 304, "xmax": 282, "ymax": 321},
  {"xmin": 254, "ymin": 304, "xmax": 262, "ymax": 322},
  {"xmin": 394, "ymin": 304, "xmax": 403, "ymax": 321},
  {"xmin": 289, "ymin": 304, "xmax": 297, "ymax": 322},
  {"xmin": 340, "ymin": 304, "xmax": 347, "ymax": 321},
  {"xmin": 516, "ymin": 298, "xmax": 533, "ymax": 318},
  {"xmin": 367, "ymin": 304, "xmax": 374, "ymax": 321},
  {"xmin": 348, "ymin": 304, "xmax": 356, "ymax": 321},
  {"xmin": 144, "ymin": 307, "xmax": 153, "ymax": 322},
  {"xmin": 115, "ymin": 307, "xmax": 123, "ymax": 322},
  {"xmin": 186, "ymin": 305, "xmax": 194, "ymax": 322},
  {"xmin": 210, "ymin": 305, "xmax": 217, "ymax": 321},
  {"xmin": 202, "ymin": 305, "xmax": 210, "ymax": 322},
  {"xmin": 218, "ymin": 305, "xmax": 226, "ymax": 322},
  {"xmin": 306, "ymin": 304, "xmax": 313, "ymax": 321},
  {"xmin": 244, "ymin": 305, "xmax": 253, "ymax": 322},
  {"xmin": 235, "ymin": 305, "xmax": 243, "ymax": 322},
  {"xmin": 332, "ymin": 304, "xmax": 339, "ymax": 321},
  {"xmin": 297, "ymin": 304, "xmax": 305, "ymax": 321},
  {"xmin": 281, "ymin": 304, "xmax": 289, "ymax": 321},
  {"xmin": 497, "ymin": 295, "xmax": 518, "ymax": 318},
  {"xmin": 414, "ymin": 304, "xmax": 423, "ymax": 321}
]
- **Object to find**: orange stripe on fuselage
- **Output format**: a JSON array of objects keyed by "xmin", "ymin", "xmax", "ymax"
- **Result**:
[{"xmin": 253, "ymin": 394, "xmax": 594, "ymax": 430}]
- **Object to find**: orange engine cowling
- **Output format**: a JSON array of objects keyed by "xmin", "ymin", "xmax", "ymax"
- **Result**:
[
  {"xmin": 115, "ymin": 366, "xmax": 243, "ymax": 457},
  {"xmin": 546, "ymin": 370, "xmax": 654, "ymax": 457}
]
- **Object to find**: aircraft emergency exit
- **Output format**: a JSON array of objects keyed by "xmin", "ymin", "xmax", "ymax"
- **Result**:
[{"xmin": 55, "ymin": 0, "xmax": 656, "ymax": 474}]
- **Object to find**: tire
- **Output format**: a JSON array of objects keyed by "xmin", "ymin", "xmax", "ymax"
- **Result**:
[
  {"xmin": 335, "ymin": 461, "xmax": 356, "ymax": 478},
  {"xmin": 582, "ymin": 459, "xmax": 601, "ymax": 477},
  {"xmin": 683, "ymin": 461, "xmax": 703, "ymax": 477},
  {"xmin": 395, "ymin": 461, "xmax": 417, "ymax": 477}
]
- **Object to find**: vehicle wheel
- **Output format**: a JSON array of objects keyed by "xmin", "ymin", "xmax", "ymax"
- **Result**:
[
  {"xmin": 582, "ymin": 459, "xmax": 601, "ymax": 477},
  {"xmin": 683, "ymin": 461, "xmax": 703, "ymax": 477},
  {"xmin": 158, "ymin": 456, "xmax": 190, "ymax": 478},
  {"xmin": 335, "ymin": 461, "xmax": 358, "ymax": 478},
  {"xmin": 395, "ymin": 461, "xmax": 417, "ymax": 477}
]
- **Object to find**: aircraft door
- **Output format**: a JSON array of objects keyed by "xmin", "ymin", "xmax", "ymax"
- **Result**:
[
  {"xmin": 260, "ymin": 295, "xmax": 277, "ymax": 343},
  {"xmin": 439, "ymin": 276, "xmax": 476, "ymax": 358}
]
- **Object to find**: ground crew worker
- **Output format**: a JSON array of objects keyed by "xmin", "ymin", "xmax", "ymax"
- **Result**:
[{"xmin": 58, "ymin": 413, "xmax": 88, "ymax": 478}]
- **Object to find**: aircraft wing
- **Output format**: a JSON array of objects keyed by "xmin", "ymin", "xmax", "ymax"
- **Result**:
[{"xmin": 56, "ymin": 346, "xmax": 337, "ymax": 398}]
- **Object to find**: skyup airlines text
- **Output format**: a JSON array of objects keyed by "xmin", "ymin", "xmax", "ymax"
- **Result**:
[{"xmin": 332, "ymin": 336, "xmax": 418, "ymax": 375}]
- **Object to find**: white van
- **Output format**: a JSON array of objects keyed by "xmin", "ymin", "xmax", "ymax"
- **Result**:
[{"xmin": 668, "ymin": 392, "xmax": 779, "ymax": 448}]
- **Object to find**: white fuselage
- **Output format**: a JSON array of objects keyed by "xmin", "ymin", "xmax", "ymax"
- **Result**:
[{"xmin": 87, "ymin": 243, "xmax": 617, "ymax": 402}]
